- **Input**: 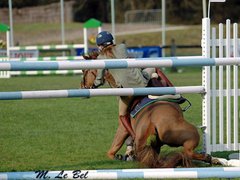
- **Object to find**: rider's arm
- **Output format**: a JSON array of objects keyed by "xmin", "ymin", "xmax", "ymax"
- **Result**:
[{"xmin": 93, "ymin": 69, "xmax": 105, "ymax": 88}]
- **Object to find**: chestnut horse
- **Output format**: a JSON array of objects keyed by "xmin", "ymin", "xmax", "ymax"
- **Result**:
[{"xmin": 80, "ymin": 53, "xmax": 211, "ymax": 168}]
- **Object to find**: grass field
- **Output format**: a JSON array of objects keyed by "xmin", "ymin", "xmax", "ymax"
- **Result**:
[{"xmin": 0, "ymin": 68, "xmax": 208, "ymax": 172}]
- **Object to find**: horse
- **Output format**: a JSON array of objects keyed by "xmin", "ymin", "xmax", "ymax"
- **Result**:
[{"xmin": 80, "ymin": 53, "xmax": 212, "ymax": 168}]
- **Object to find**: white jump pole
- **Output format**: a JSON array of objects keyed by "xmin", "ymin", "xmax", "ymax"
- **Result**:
[
  {"xmin": 0, "ymin": 57, "xmax": 240, "ymax": 71},
  {"xmin": 0, "ymin": 167, "xmax": 240, "ymax": 179},
  {"xmin": 0, "ymin": 86, "xmax": 205, "ymax": 100}
]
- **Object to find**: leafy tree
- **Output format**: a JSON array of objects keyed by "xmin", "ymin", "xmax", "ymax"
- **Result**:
[
  {"xmin": 72, "ymin": 0, "xmax": 109, "ymax": 22},
  {"xmin": 0, "ymin": 0, "xmax": 239, "ymax": 24}
]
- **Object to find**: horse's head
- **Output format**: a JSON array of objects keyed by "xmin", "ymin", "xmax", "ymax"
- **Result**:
[
  {"xmin": 80, "ymin": 69, "xmax": 98, "ymax": 89},
  {"xmin": 81, "ymin": 51, "xmax": 99, "ymax": 89},
  {"xmin": 82, "ymin": 51, "xmax": 99, "ymax": 60},
  {"xmin": 80, "ymin": 50, "xmax": 118, "ymax": 89}
]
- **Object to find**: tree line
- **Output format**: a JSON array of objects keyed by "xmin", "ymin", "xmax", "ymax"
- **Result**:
[{"xmin": 1, "ymin": 0, "xmax": 239, "ymax": 24}]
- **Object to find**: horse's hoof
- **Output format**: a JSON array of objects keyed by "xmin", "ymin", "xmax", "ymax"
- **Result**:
[
  {"xmin": 124, "ymin": 154, "xmax": 136, "ymax": 161},
  {"xmin": 114, "ymin": 154, "xmax": 124, "ymax": 161},
  {"xmin": 205, "ymin": 154, "xmax": 212, "ymax": 165}
]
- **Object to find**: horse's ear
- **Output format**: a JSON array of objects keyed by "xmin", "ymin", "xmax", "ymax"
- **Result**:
[
  {"xmin": 88, "ymin": 51, "xmax": 99, "ymax": 59},
  {"xmin": 83, "ymin": 55, "xmax": 91, "ymax": 60},
  {"xmin": 91, "ymin": 51, "xmax": 99, "ymax": 57},
  {"xmin": 83, "ymin": 51, "xmax": 99, "ymax": 60}
]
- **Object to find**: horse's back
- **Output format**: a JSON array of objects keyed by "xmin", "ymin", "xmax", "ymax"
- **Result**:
[{"xmin": 134, "ymin": 101, "xmax": 199, "ymax": 147}]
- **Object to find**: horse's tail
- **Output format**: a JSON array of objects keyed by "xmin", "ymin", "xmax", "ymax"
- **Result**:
[
  {"xmin": 137, "ymin": 135, "xmax": 163, "ymax": 168},
  {"xmin": 136, "ymin": 135, "xmax": 183, "ymax": 168},
  {"xmin": 136, "ymin": 145, "xmax": 162, "ymax": 168}
]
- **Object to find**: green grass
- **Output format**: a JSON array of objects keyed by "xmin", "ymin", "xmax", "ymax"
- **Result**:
[
  {"xmin": 0, "ymin": 69, "xmax": 206, "ymax": 172},
  {"xmin": 0, "ymin": 21, "xmax": 239, "ymax": 179},
  {"xmin": 1, "ymin": 70, "xmax": 239, "ymax": 180}
]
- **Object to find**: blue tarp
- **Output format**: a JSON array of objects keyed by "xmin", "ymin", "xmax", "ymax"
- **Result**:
[
  {"xmin": 128, "ymin": 46, "xmax": 162, "ymax": 58},
  {"xmin": 76, "ymin": 46, "xmax": 162, "ymax": 58}
]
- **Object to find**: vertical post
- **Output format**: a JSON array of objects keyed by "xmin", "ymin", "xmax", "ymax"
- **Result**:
[
  {"xmin": 98, "ymin": 27, "xmax": 102, "ymax": 33},
  {"xmin": 161, "ymin": 0, "xmax": 166, "ymax": 57},
  {"xmin": 233, "ymin": 23, "xmax": 238, "ymax": 151},
  {"xmin": 6, "ymin": 30, "xmax": 10, "ymax": 58},
  {"xmin": 6, "ymin": 29, "xmax": 10, "ymax": 77},
  {"xmin": 60, "ymin": 0, "xmax": 65, "ymax": 47},
  {"xmin": 226, "ymin": 19, "xmax": 231, "ymax": 150},
  {"xmin": 8, "ymin": 0, "xmax": 14, "ymax": 46},
  {"xmin": 211, "ymin": 27, "xmax": 216, "ymax": 151},
  {"xmin": 203, "ymin": 0, "xmax": 207, "ymax": 18},
  {"xmin": 111, "ymin": 0, "xmax": 115, "ymax": 41},
  {"xmin": 218, "ymin": 23, "xmax": 224, "ymax": 151},
  {"xmin": 201, "ymin": 18, "xmax": 211, "ymax": 154},
  {"xmin": 207, "ymin": 0, "xmax": 211, "ymax": 18},
  {"xmin": 83, "ymin": 28, "xmax": 88, "ymax": 54}
]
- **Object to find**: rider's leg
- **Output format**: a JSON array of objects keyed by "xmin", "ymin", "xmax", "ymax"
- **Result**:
[
  {"xmin": 142, "ymin": 68, "xmax": 156, "ymax": 81},
  {"xmin": 107, "ymin": 96, "xmax": 134, "ymax": 159},
  {"xmin": 118, "ymin": 96, "xmax": 135, "ymax": 157},
  {"xmin": 119, "ymin": 96, "xmax": 135, "ymax": 139}
]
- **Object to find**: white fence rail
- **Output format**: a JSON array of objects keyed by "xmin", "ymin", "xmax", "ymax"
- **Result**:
[{"xmin": 202, "ymin": 18, "xmax": 240, "ymax": 153}]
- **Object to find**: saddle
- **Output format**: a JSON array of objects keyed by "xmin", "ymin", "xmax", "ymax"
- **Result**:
[{"xmin": 129, "ymin": 69, "xmax": 191, "ymax": 118}]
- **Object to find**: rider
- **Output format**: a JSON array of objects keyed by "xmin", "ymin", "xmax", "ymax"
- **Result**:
[{"xmin": 93, "ymin": 31, "xmax": 155, "ymax": 157}]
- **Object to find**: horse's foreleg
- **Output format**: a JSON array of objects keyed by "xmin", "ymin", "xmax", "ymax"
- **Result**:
[{"xmin": 107, "ymin": 123, "xmax": 128, "ymax": 159}]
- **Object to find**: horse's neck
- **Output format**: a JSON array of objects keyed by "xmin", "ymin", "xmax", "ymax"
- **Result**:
[{"xmin": 104, "ymin": 71, "xmax": 118, "ymax": 88}]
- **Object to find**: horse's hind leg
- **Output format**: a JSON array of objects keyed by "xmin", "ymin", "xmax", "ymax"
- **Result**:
[
  {"xmin": 182, "ymin": 140, "xmax": 199, "ymax": 167},
  {"xmin": 183, "ymin": 140, "xmax": 212, "ymax": 167}
]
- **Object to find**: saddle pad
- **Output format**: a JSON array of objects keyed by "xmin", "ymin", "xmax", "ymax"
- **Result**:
[{"xmin": 130, "ymin": 96, "xmax": 185, "ymax": 118}]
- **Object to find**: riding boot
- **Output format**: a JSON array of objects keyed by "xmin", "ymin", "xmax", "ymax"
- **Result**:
[{"xmin": 119, "ymin": 114, "xmax": 135, "ymax": 139}]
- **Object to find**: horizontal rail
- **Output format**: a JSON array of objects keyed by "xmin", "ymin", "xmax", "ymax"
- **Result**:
[
  {"xmin": 162, "ymin": 45, "xmax": 201, "ymax": 49},
  {"xmin": 0, "ymin": 86, "xmax": 205, "ymax": 100},
  {"xmin": 0, "ymin": 167, "xmax": 240, "ymax": 179},
  {"xmin": 9, "ymin": 44, "xmax": 84, "ymax": 51},
  {"xmin": 0, "ymin": 57, "xmax": 240, "ymax": 71},
  {"xmin": 9, "ymin": 56, "xmax": 84, "ymax": 61},
  {"xmin": 10, "ymin": 70, "xmax": 83, "ymax": 76}
]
